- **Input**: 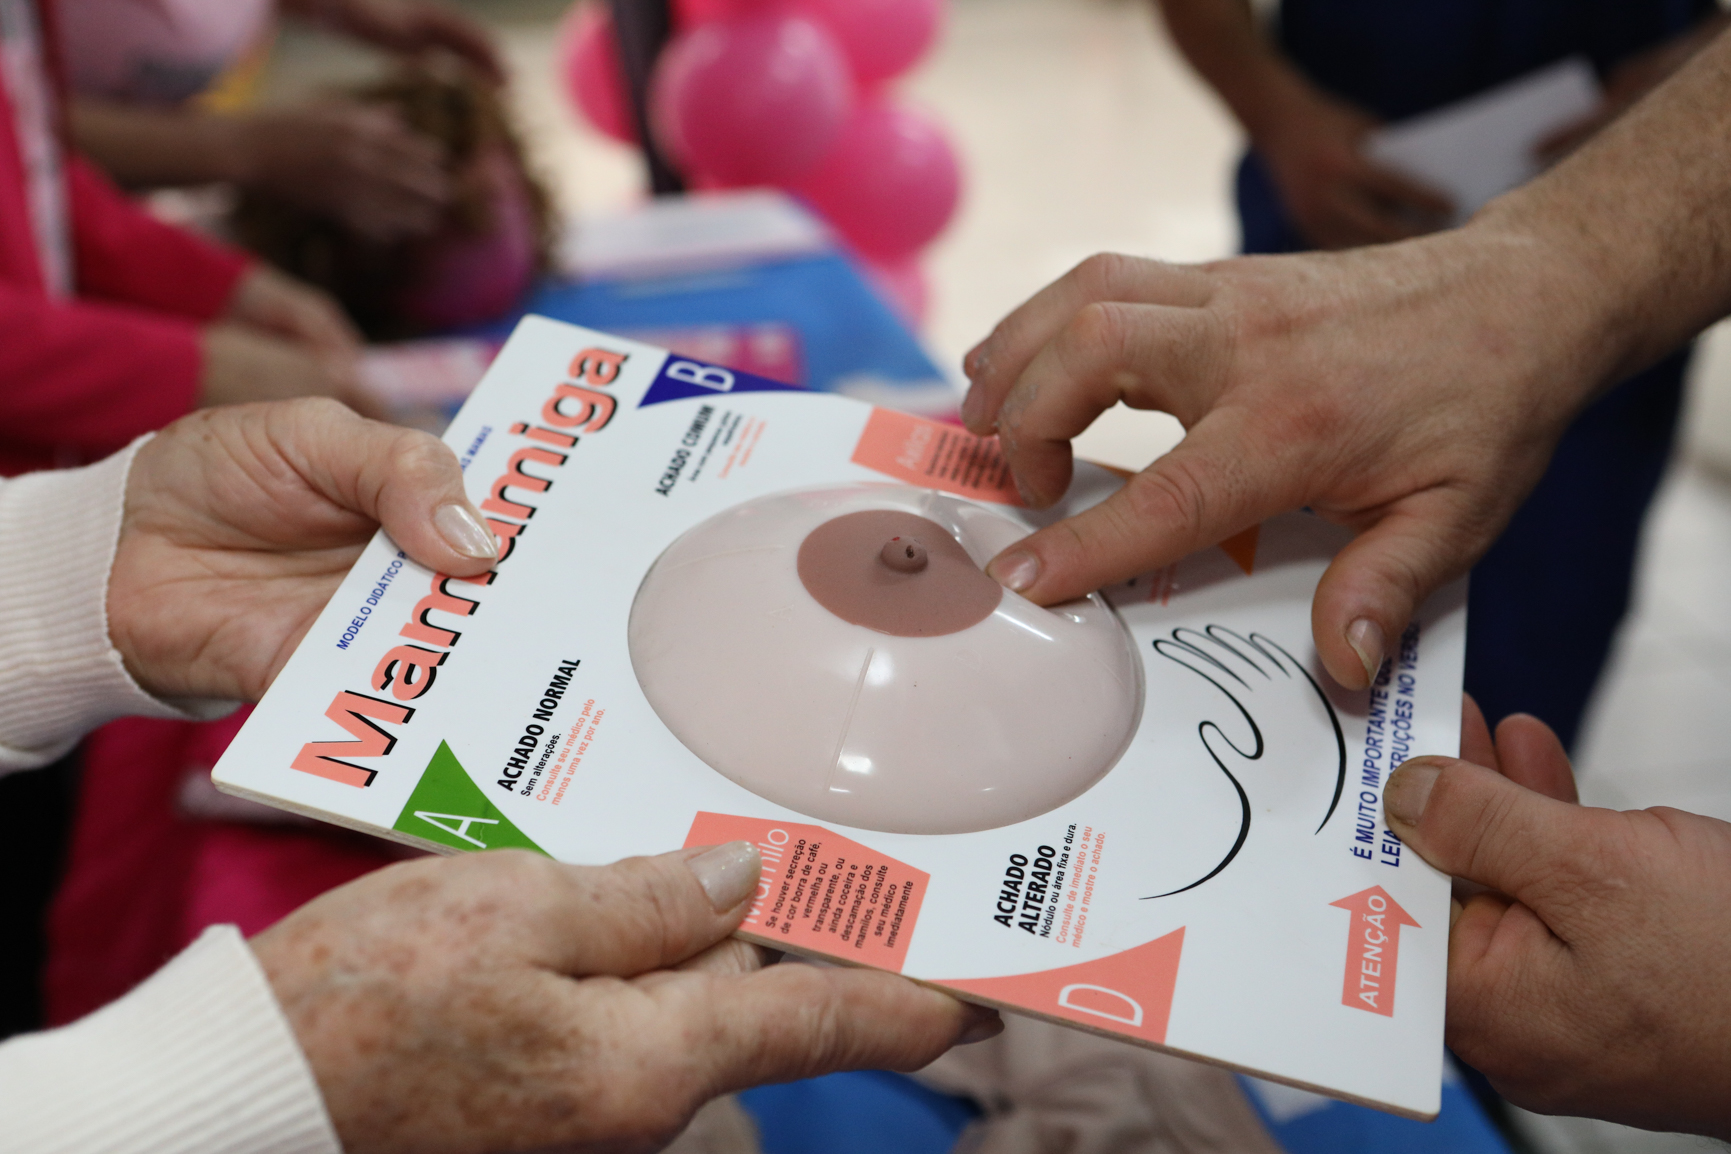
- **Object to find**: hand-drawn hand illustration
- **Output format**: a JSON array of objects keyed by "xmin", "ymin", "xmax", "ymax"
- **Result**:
[{"xmin": 1144, "ymin": 626, "xmax": 1346, "ymax": 899}]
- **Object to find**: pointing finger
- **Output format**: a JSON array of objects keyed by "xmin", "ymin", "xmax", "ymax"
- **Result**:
[
  {"xmin": 1309, "ymin": 490, "xmax": 1484, "ymax": 688},
  {"xmin": 1460, "ymin": 694, "xmax": 1496, "ymax": 769},
  {"xmin": 1492, "ymin": 713, "xmax": 1579, "ymax": 804},
  {"xmin": 983, "ymin": 408, "xmax": 1307, "ymax": 605}
]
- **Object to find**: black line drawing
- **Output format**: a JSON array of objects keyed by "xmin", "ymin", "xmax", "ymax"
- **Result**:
[{"xmin": 1142, "ymin": 626, "xmax": 1347, "ymax": 899}]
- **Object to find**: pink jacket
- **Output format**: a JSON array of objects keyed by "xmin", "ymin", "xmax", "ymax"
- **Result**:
[{"xmin": 0, "ymin": 2, "xmax": 249, "ymax": 475}]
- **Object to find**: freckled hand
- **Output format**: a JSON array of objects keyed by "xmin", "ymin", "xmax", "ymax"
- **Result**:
[{"xmin": 1145, "ymin": 626, "xmax": 1347, "ymax": 898}]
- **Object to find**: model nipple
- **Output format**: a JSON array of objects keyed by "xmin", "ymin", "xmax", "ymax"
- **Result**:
[
  {"xmin": 797, "ymin": 509, "xmax": 1002, "ymax": 637},
  {"xmin": 880, "ymin": 537, "xmax": 928, "ymax": 573}
]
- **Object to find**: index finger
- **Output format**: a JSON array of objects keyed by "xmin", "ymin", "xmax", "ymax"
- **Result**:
[
  {"xmin": 359, "ymin": 133, "xmax": 451, "ymax": 203},
  {"xmin": 984, "ymin": 408, "xmax": 1309, "ymax": 604},
  {"xmin": 961, "ymin": 254, "xmax": 1216, "ymax": 435}
]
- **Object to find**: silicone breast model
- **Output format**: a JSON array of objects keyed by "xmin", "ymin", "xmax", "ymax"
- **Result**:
[{"xmin": 628, "ymin": 485, "xmax": 1144, "ymax": 835}]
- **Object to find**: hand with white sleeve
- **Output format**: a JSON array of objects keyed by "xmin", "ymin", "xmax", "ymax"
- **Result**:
[
  {"xmin": 258, "ymin": 842, "xmax": 994, "ymax": 1153},
  {"xmin": 114, "ymin": 401, "xmax": 997, "ymax": 1147},
  {"xmin": 106, "ymin": 398, "xmax": 500, "ymax": 704},
  {"xmin": 1, "ymin": 398, "xmax": 995, "ymax": 1154}
]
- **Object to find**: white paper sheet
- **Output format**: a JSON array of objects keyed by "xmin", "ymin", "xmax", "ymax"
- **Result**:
[
  {"xmin": 216, "ymin": 317, "xmax": 1462, "ymax": 1118},
  {"xmin": 1365, "ymin": 57, "xmax": 1601, "ymax": 224}
]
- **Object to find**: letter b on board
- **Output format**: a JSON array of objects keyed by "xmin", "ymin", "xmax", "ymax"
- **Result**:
[{"xmin": 666, "ymin": 361, "xmax": 735, "ymax": 391}]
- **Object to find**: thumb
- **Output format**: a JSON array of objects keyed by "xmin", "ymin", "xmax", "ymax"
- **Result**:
[
  {"xmin": 1310, "ymin": 490, "xmax": 1482, "ymax": 688},
  {"xmin": 265, "ymin": 398, "xmax": 497, "ymax": 575},
  {"xmin": 1384, "ymin": 757, "xmax": 1597, "ymax": 919},
  {"xmin": 534, "ymin": 842, "xmax": 764, "ymax": 977}
]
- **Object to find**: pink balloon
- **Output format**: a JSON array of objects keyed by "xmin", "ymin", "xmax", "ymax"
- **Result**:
[
  {"xmin": 796, "ymin": 0, "xmax": 942, "ymax": 84},
  {"xmin": 797, "ymin": 99, "xmax": 960, "ymax": 258},
  {"xmin": 674, "ymin": 0, "xmax": 778, "ymax": 27},
  {"xmin": 558, "ymin": 3, "xmax": 636, "ymax": 144},
  {"xmin": 862, "ymin": 253, "xmax": 930, "ymax": 327},
  {"xmin": 651, "ymin": 13, "xmax": 854, "ymax": 187}
]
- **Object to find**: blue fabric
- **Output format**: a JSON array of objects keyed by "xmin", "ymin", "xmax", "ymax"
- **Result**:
[
  {"xmin": 1275, "ymin": 0, "xmax": 1711, "ymax": 120},
  {"xmin": 1239, "ymin": 1071, "xmax": 1511, "ymax": 1154},
  {"xmin": 1462, "ymin": 351, "xmax": 1686, "ymax": 751},
  {"xmin": 475, "ymin": 252, "xmax": 947, "ymax": 396},
  {"xmin": 735, "ymin": 1067, "xmax": 1511, "ymax": 1154},
  {"xmin": 737, "ymin": 1070, "xmax": 978, "ymax": 1154}
]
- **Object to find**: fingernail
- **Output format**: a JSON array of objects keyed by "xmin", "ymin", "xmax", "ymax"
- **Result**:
[
  {"xmin": 960, "ymin": 385, "xmax": 984, "ymax": 429},
  {"xmin": 963, "ymin": 343, "xmax": 989, "ymax": 380},
  {"xmin": 1346, "ymin": 618, "xmax": 1384, "ymax": 686},
  {"xmin": 688, "ymin": 841, "xmax": 762, "ymax": 912},
  {"xmin": 435, "ymin": 503, "xmax": 498, "ymax": 560},
  {"xmin": 988, "ymin": 550, "xmax": 1039, "ymax": 593},
  {"xmin": 957, "ymin": 1009, "xmax": 1004, "ymax": 1045},
  {"xmin": 1449, "ymin": 898, "xmax": 1463, "ymax": 930},
  {"xmin": 1385, "ymin": 761, "xmax": 1441, "ymax": 826}
]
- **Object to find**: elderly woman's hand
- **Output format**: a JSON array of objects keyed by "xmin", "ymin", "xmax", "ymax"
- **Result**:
[
  {"xmin": 106, "ymin": 399, "xmax": 499, "ymax": 703},
  {"xmin": 254, "ymin": 841, "xmax": 996, "ymax": 1154}
]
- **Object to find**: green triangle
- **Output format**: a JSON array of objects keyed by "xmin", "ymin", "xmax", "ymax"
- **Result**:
[{"xmin": 392, "ymin": 741, "xmax": 547, "ymax": 855}]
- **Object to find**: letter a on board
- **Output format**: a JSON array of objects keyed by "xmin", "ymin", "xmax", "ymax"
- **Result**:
[{"xmin": 392, "ymin": 742, "xmax": 546, "ymax": 854}]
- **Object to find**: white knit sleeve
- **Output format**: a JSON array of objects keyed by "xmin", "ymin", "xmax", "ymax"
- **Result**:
[
  {"xmin": 0, "ymin": 924, "xmax": 342, "ymax": 1154},
  {"xmin": 0, "ymin": 437, "xmax": 236, "ymax": 774}
]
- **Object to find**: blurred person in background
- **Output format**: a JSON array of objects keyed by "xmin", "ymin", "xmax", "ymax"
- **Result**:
[
  {"xmin": 0, "ymin": 0, "xmax": 372, "ymax": 476},
  {"xmin": 1155, "ymin": 0, "xmax": 1729, "ymax": 753}
]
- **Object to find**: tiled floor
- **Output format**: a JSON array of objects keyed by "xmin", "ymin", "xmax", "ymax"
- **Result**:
[{"xmin": 269, "ymin": 1, "xmax": 1731, "ymax": 1148}]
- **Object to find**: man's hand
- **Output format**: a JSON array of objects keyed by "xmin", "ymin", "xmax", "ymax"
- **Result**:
[
  {"xmin": 962, "ymin": 28, "xmax": 1731, "ymax": 692},
  {"xmin": 237, "ymin": 103, "xmax": 451, "ymax": 242},
  {"xmin": 107, "ymin": 400, "xmax": 499, "ymax": 702},
  {"xmin": 254, "ymin": 842, "xmax": 996, "ymax": 1154},
  {"xmin": 1385, "ymin": 708, "xmax": 1731, "ymax": 1138},
  {"xmin": 1255, "ymin": 88, "xmax": 1453, "ymax": 248},
  {"xmin": 959, "ymin": 241, "xmax": 1608, "ymax": 688}
]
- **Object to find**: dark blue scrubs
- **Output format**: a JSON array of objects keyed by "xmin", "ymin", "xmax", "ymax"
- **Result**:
[{"xmin": 1236, "ymin": 0, "xmax": 1711, "ymax": 750}]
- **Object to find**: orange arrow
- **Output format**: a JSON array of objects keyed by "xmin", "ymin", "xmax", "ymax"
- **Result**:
[{"xmin": 1330, "ymin": 885, "xmax": 1421, "ymax": 1017}]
